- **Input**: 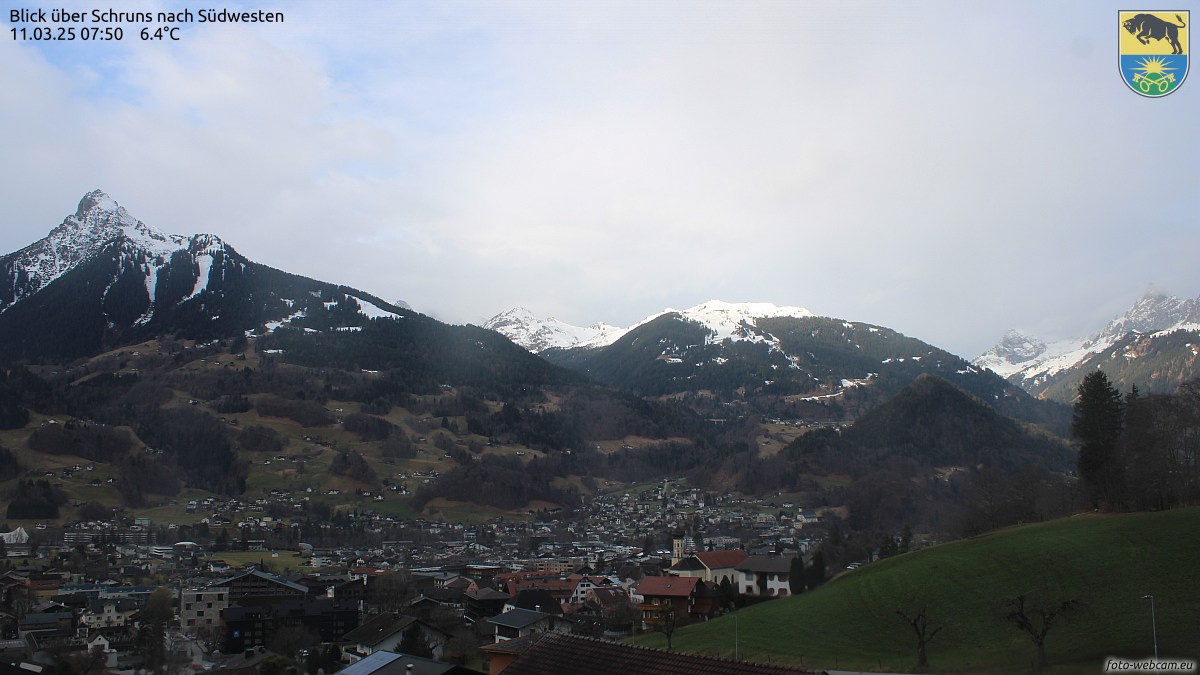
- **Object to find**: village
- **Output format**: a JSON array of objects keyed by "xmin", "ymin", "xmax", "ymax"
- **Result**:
[{"xmin": 0, "ymin": 479, "xmax": 832, "ymax": 675}]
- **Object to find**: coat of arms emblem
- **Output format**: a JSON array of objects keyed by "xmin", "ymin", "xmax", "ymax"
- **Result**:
[{"xmin": 1120, "ymin": 10, "xmax": 1189, "ymax": 97}]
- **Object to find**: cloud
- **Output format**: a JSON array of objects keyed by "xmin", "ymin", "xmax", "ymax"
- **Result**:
[{"xmin": 1, "ymin": 0, "xmax": 1197, "ymax": 356}]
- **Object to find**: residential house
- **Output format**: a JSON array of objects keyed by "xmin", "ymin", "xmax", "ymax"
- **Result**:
[
  {"xmin": 565, "ymin": 576, "xmax": 614, "ymax": 606},
  {"xmin": 499, "ymin": 575, "xmax": 574, "ymax": 607},
  {"xmin": 17, "ymin": 610, "xmax": 74, "ymax": 640},
  {"xmin": 25, "ymin": 571, "xmax": 67, "ymax": 598},
  {"xmin": 478, "ymin": 634, "xmax": 540, "ymax": 675},
  {"xmin": 580, "ymin": 588, "xmax": 636, "ymax": 638},
  {"xmin": 503, "ymin": 590, "xmax": 562, "ymax": 616},
  {"xmin": 667, "ymin": 550, "xmax": 748, "ymax": 585},
  {"xmin": 486, "ymin": 609, "xmax": 572, "ymax": 644},
  {"xmin": 735, "ymin": 555, "xmax": 797, "ymax": 598},
  {"xmin": 796, "ymin": 510, "xmax": 824, "ymax": 526},
  {"xmin": 341, "ymin": 612, "xmax": 450, "ymax": 662},
  {"xmin": 632, "ymin": 576, "xmax": 717, "ymax": 630},
  {"xmin": 80, "ymin": 598, "xmax": 139, "ymax": 629},
  {"xmin": 464, "ymin": 588, "xmax": 510, "ymax": 625},
  {"xmin": 86, "ymin": 626, "xmax": 137, "ymax": 669}
]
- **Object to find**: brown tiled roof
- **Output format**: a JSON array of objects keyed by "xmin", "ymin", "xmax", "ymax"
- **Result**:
[
  {"xmin": 586, "ymin": 587, "xmax": 630, "ymax": 609},
  {"xmin": 340, "ymin": 612, "xmax": 417, "ymax": 646},
  {"xmin": 635, "ymin": 575, "xmax": 700, "ymax": 598},
  {"xmin": 478, "ymin": 633, "xmax": 542, "ymax": 656},
  {"xmin": 500, "ymin": 633, "xmax": 823, "ymax": 675},
  {"xmin": 505, "ymin": 576, "xmax": 575, "ymax": 597},
  {"xmin": 465, "ymin": 587, "xmax": 509, "ymax": 601},
  {"xmin": 694, "ymin": 549, "xmax": 749, "ymax": 570},
  {"xmin": 736, "ymin": 555, "xmax": 796, "ymax": 574}
]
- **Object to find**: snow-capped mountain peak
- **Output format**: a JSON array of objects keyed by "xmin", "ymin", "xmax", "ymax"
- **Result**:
[
  {"xmin": 1, "ymin": 191, "xmax": 413, "ymax": 360},
  {"xmin": 974, "ymin": 287, "xmax": 1200, "ymax": 395},
  {"xmin": 486, "ymin": 300, "xmax": 816, "ymax": 353},
  {"xmin": 0, "ymin": 190, "xmax": 232, "ymax": 318},
  {"xmin": 973, "ymin": 329, "xmax": 1049, "ymax": 378},
  {"xmin": 483, "ymin": 307, "xmax": 627, "ymax": 352},
  {"xmin": 666, "ymin": 300, "xmax": 815, "ymax": 343},
  {"xmin": 3, "ymin": 191, "xmax": 183, "ymax": 312},
  {"xmin": 1094, "ymin": 287, "xmax": 1197, "ymax": 345},
  {"xmin": 71, "ymin": 189, "xmax": 186, "ymax": 256}
]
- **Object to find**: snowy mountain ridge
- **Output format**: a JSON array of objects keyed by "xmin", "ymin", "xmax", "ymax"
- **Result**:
[
  {"xmin": 485, "ymin": 299, "xmax": 816, "ymax": 353},
  {"xmin": 974, "ymin": 289, "xmax": 1200, "ymax": 393},
  {"xmin": 483, "ymin": 307, "xmax": 626, "ymax": 353},
  {"xmin": 0, "ymin": 191, "xmax": 410, "ymax": 360},
  {"xmin": 1, "ymin": 190, "xmax": 221, "ymax": 316}
]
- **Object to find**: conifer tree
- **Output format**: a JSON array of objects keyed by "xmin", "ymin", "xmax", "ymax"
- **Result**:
[
  {"xmin": 788, "ymin": 554, "xmax": 805, "ymax": 595},
  {"xmin": 806, "ymin": 551, "xmax": 826, "ymax": 590},
  {"xmin": 1072, "ymin": 371, "xmax": 1125, "ymax": 508}
]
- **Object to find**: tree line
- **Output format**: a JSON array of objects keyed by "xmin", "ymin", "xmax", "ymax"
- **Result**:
[{"xmin": 1074, "ymin": 371, "xmax": 1200, "ymax": 511}]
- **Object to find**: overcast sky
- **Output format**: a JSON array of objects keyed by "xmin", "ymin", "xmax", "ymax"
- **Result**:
[{"xmin": 2, "ymin": 0, "xmax": 1197, "ymax": 357}]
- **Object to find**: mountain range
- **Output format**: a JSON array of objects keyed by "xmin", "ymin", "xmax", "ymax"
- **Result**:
[
  {"xmin": 488, "ymin": 300, "xmax": 1068, "ymax": 432},
  {"xmin": 487, "ymin": 289, "xmax": 1200, "ymax": 405},
  {"xmin": 973, "ymin": 288, "xmax": 1200, "ymax": 401},
  {"xmin": 5, "ymin": 188, "xmax": 1194, "ymax": 443},
  {"xmin": 0, "ymin": 190, "xmax": 1094, "ymax": 522}
]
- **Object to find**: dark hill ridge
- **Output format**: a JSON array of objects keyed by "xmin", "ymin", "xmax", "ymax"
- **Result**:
[
  {"xmin": 258, "ymin": 315, "xmax": 587, "ymax": 392},
  {"xmin": 782, "ymin": 373, "xmax": 1072, "ymax": 485},
  {"xmin": 842, "ymin": 373, "xmax": 1072, "ymax": 471}
]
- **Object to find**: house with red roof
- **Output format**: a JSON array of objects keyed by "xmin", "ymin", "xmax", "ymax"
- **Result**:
[
  {"xmin": 565, "ymin": 575, "xmax": 615, "ymax": 606},
  {"xmin": 632, "ymin": 575, "xmax": 718, "ymax": 630},
  {"xmin": 668, "ymin": 549, "xmax": 748, "ymax": 585}
]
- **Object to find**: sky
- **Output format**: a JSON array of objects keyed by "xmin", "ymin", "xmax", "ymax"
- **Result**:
[{"xmin": 1, "ymin": 0, "xmax": 1197, "ymax": 358}]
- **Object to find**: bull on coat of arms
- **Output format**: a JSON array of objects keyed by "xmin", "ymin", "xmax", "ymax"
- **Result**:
[{"xmin": 1120, "ymin": 10, "xmax": 1189, "ymax": 97}]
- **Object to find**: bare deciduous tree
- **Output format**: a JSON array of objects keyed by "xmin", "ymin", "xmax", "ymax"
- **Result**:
[
  {"xmin": 896, "ymin": 607, "xmax": 942, "ymax": 670},
  {"xmin": 1003, "ymin": 592, "xmax": 1079, "ymax": 672}
]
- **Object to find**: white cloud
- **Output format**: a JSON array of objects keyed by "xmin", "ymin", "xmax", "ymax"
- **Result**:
[{"xmin": 1, "ymin": 0, "xmax": 1197, "ymax": 356}]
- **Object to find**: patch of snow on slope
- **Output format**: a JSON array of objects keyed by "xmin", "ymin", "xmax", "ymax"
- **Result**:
[
  {"xmin": 133, "ymin": 262, "xmax": 160, "ymax": 325},
  {"xmin": 184, "ymin": 255, "xmax": 214, "ymax": 301},
  {"xmin": 353, "ymin": 297, "xmax": 403, "ymax": 320},
  {"xmin": 1151, "ymin": 323, "xmax": 1200, "ymax": 339},
  {"xmin": 265, "ymin": 306, "xmax": 306, "ymax": 332}
]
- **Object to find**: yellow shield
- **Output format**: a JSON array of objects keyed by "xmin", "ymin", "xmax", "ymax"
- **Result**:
[{"xmin": 1119, "ymin": 11, "xmax": 1189, "ymax": 97}]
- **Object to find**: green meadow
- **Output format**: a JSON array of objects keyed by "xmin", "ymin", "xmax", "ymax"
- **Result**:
[{"xmin": 635, "ymin": 508, "xmax": 1200, "ymax": 673}]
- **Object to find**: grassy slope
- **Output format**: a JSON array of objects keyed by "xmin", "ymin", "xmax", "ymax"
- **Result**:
[{"xmin": 635, "ymin": 508, "xmax": 1200, "ymax": 673}]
